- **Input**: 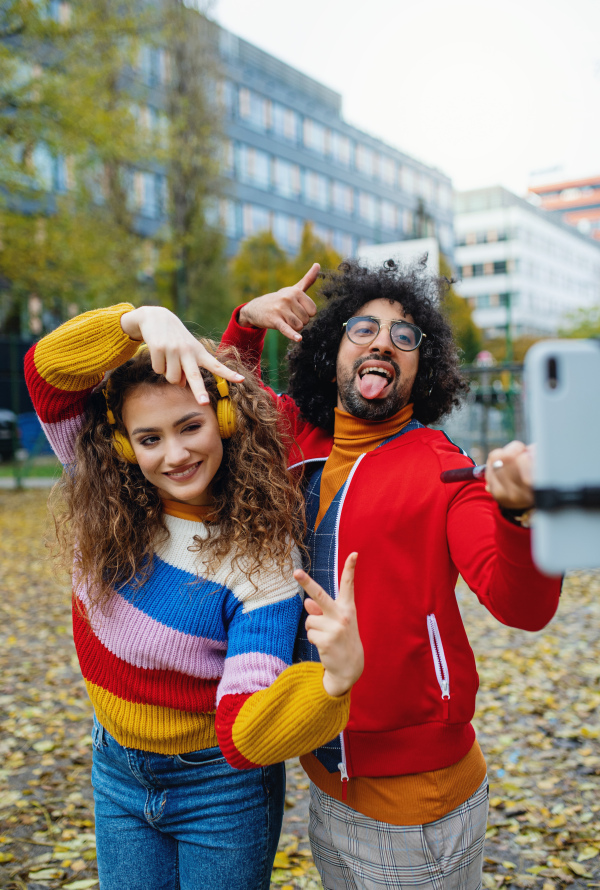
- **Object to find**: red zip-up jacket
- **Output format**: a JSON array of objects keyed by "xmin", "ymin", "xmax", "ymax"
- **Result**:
[{"xmin": 222, "ymin": 309, "xmax": 562, "ymax": 778}]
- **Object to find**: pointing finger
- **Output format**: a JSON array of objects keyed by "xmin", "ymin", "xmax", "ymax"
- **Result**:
[
  {"xmin": 294, "ymin": 568, "xmax": 336, "ymax": 616},
  {"xmin": 337, "ymin": 553, "xmax": 358, "ymax": 606},
  {"xmin": 295, "ymin": 263, "xmax": 320, "ymax": 294}
]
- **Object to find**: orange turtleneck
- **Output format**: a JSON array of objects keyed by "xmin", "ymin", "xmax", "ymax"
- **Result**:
[
  {"xmin": 314, "ymin": 403, "xmax": 414, "ymax": 529},
  {"xmin": 303, "ymin": 403, "xmax": 486, "ymax": 825}
]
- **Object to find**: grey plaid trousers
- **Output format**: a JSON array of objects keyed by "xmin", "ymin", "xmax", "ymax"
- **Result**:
[{"xmin": 309, "ymin": 777, "xmax": 489, "ymax": 890}]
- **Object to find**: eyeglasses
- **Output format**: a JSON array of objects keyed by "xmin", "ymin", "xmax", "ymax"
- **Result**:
[{"xmin": 343, "ymin": 316, "xmax": 426, "ymax": 352}]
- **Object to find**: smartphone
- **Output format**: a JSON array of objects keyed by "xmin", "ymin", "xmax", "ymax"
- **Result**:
[{"xmin": 524, "ymin": 339, "xmax": 600, "ymax": 575}]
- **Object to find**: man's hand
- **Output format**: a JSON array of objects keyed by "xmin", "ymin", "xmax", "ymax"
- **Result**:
[
  {"xmin": 121, "ymin": 306, "xmax": 244, "ymax": 406},
  {"xmin": 485, "ymin": 440, "xmax": 534, "ymax": 510},
  {"xmin": 238, "ymin": 263, "xmax": 320, "ymax": 342},
  {"xmin": 294, "ymin": 553, "xmax": 364, "ymax": 698}
]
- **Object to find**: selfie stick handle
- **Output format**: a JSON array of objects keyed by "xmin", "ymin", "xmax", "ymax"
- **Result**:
[{"xmin": 440, "ymin": 465, "xmax": 487, "ymax": 483}]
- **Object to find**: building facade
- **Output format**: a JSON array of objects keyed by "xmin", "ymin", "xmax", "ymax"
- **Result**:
[
  {"xmin": 454, "ymin": 187, "xmax": 600, "ymax": 338},
  {"xmin": 528, "ymin": 175, "xmax": 600, "ymax": 243},
  {"xmin": 216, "ymin": 27, "xmax": 454, "ymax": 258}
]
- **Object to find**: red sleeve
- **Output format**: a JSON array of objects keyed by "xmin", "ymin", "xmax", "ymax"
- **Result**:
[{"xmin": 446, "ymin": 480, "xmax": 562, "ymax": 631}]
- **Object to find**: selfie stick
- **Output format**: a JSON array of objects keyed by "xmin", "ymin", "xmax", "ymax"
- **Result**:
[{"xmin": 440, "ymin": 465, "xmax": 487, "ymax": 483}]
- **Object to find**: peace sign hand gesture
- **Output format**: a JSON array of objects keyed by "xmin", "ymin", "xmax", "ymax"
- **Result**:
[{"xmin": 294, "ymin": 553, "xmax": 364, "ymax": 698}]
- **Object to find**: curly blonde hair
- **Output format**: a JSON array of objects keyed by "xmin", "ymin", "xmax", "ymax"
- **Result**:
[{"xmin": 52, "ymin": 342, "xmax": 305, "ymax": 614}]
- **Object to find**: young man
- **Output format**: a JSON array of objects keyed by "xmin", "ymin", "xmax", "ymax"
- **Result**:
[{"xmin": 222, "ymin": 259, "xmax": 562, "ymax": 890}]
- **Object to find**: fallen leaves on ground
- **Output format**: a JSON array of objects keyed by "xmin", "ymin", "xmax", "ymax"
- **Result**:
[{"xmin": 1, "ymin": 491, "xmax": 599, "ymax": 889}]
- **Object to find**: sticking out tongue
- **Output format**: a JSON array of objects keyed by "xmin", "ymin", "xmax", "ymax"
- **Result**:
[{"xmin": 359, "ymin": 372, "xmax": 389, "ymax": 399}]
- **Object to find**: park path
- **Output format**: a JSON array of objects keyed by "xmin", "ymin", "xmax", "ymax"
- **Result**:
[{"xmin": 1, "ymin": 490, "xmax": 599, "ymax": 890}]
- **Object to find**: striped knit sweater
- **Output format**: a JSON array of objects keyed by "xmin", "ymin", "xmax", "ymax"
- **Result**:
[{"xmin": 24, "ymin": 304, "xmax": 350, "ymax": 765}]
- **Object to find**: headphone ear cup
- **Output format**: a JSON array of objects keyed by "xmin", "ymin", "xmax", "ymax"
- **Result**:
[
  {"xmin": 113, "ymin": 430, "xmax": 138, "ymax": 464},
  {"xmin": 217, "ymin": 397, "xmax": 236, "ymax": 439}
]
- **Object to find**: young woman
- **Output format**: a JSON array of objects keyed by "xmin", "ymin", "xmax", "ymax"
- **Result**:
[{"xmin": 25, "ymin": 302, "xmax": 363, "ymax": 890}]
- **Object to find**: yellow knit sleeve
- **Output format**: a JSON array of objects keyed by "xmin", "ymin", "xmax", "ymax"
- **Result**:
[
  {"xmin": 232, "ymin": 662, "xmax": 351, "ymax": 766},
  {"xmin": 33, "ymin": 303, "xmax": 139, "ymax": 392}
]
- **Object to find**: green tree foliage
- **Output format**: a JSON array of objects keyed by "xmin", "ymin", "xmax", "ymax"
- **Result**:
[
  {"xmin": 0, "ymin": 0, "xmax": 152, "ymax": 333},
  {"xmin": 289, "ymin": 222, "xmax": 342, "ymax": 305},
  {"xmin": 229, "ymin": 223, "xmax": 342, "ymax": 388},
  {"xmin": 0, "ymin": 1, "xmax": 227, "ymax": 336},
  {"xmin": 439, "ymin": 255, "xmax": 483, "ymax": 363},
  {"xmin": 559, "ymin": 305, "xmax": 600, "ymax": 339},
  {"xmin": 157, "ymin": 3, "xmax": 229, "ymax": 334}
]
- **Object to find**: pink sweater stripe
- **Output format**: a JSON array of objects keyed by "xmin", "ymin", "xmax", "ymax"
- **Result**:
[
  {"xmin": 76, "ymin": 586, "xmax": 227, "ymax": 679},
  {"xmin": 41, "ymin": 414, "xmax": 84, "ymax": 464},
  {"xmin": 216, "ymin": 652, "xmax": 288, "ymax": 705}
]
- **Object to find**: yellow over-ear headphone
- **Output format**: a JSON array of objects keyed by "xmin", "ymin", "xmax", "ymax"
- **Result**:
[{"xmin": 104, "ymin": 372, "xmax": 236, "ymax": 465}]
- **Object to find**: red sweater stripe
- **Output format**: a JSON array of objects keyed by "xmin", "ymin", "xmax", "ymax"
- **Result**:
[
  {"xmin": 24, "ymin": 347, "xmax": 92, "ymax": 424},
  {"xmin": 215, "ymin": 693, "xmax": 259, "ymax": 769},
  {"xmin": 73, "ymin": 605, "xmax": 219, "ymax": 713}
]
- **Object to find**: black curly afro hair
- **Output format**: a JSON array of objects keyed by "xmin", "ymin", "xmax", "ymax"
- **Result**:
[{"xmin": 287, "ymin": 257, "xmax": 468, "ymax": 433}]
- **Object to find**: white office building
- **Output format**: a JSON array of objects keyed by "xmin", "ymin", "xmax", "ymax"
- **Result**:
[{"xmin": 454, "ymin": 187, "xmax": 600, "ymax": 337}]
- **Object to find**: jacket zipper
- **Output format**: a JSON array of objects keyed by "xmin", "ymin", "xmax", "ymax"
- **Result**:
[
  {"xmin": 333, "ymin": 453, "xmax": 367, "ymax": 794},
  {"xmin": 426, "ymin": 613, "xmax": 450, "ymax": 720}
]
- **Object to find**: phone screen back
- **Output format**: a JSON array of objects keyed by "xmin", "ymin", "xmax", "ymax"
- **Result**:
[{"xmin": 525, "ymin": 340, "xmax": 600, "ymax": 574}]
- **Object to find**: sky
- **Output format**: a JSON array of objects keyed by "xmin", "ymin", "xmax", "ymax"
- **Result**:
[{"xmin": 213, "ymin": 0, "xmax": 600, "ymax": 196}]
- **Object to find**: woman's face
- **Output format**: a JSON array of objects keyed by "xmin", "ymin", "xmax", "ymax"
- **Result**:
[{"xmin": 122, "ymin": 384, "xmax": 223, "ymax": 506}]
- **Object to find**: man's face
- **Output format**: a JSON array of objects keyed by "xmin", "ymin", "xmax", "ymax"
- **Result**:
[{"xmin": 335, "ymin": 299, "xmax": 420, "ymax": 421}]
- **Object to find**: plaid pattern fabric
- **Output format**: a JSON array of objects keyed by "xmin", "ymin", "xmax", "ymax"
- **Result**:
[
  {"xmin": 294, "ymin": 420, "xmax": 425, "ymax": 774},
  {"xmin": 309, "ymin": 778, "xmax": 489, "ymax": 890},
  {"xmin": 294, "ymin": 461, "xmax": 343, "ymax": 771}
]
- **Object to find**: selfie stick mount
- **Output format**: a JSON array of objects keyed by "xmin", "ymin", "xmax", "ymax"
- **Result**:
[{"xmin": 534, "ymin": 487, "xmax": 600, "ymax": 510}]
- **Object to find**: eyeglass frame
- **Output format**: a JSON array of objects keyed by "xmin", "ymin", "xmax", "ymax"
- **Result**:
[{"xmin": 342, "ymin": 315, "xmax": 426, "ymax": 352}]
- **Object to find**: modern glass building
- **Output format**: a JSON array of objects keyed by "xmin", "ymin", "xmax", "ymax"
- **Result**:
[{"xmin": 216, "ymin": 26, "xmax": 455, "ymax": 259}]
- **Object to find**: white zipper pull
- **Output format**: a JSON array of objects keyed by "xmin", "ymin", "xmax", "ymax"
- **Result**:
[
  {"xmin": 338, "ymin": 761, "xmax": 349, "ymax": 800},
  {"xmin": 441, "ymin": 679, "xmax": 449, "ymax": 699}
]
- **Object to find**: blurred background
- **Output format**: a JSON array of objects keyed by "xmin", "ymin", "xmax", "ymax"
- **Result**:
[{"xmin": 1, "ymin": 0, "xmax": 600, "ymax": 475}]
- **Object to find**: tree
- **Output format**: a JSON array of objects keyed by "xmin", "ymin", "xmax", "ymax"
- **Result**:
[
  {"xmin": 439, "ymin": 255, "xmax": 483, "ymax": 363},
  {"xmin": 229, "ymin": 224, "xmax": 342, "ymax": 388},
  {"xmin": 0, "ymin": 1, "xmax": 228, "ymax": 337},
  {"xmin": 559, "ymin": 305, "xmax": 600, "ymax": 339},
  {"xmin": 289, "ymin": 222, "xmax": 342, "ymax": 306},
  {"xmin": 156, "ymin": 3, "xmax": 230, "ymax": 335},
  {"xmin": 0, "ymin": 0, "xmax": 156, "ymax": 333}
]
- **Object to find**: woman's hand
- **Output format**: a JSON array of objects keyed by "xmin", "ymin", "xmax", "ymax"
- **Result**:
[
  {"xmin": 238, "ymin": 263, "xmax": 320, "ymax": 342},
  {"xmin": 485, "ymin": 440, "xmax": 535, "ymax": 510},
  {"xmin": 121, "ymin": 306, "xmax": 244, "ymax": 405},
  {"xmin": 294, "ymin": 553, "xmax": 364, "ymax": 698}
]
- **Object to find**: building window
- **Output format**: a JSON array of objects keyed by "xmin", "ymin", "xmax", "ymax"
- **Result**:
[
  {"xmin": 380, "ymin": 156, "xmax": 396, "ymax": 185},
  {"xmin": 331, "ymin": 132, "xmax": 351, "ymax": 166},
  {"xmin": 238, "ymin": 88, "xmax": 270, "ymax": 131},
  {"xmin": 305, "ymin": 171, "xmax": 329, "ymax": 209},
  {"xmin": 331, "ymin": 181, "xmax": 353, "ymax": 215},
  {"xmin": 358, "ymin": 191, "xmax": 379, "ymax": 225},
  {"xmin": 243, "ymin": 204, "xmax": 271, "ymax": 237},
  {"xmin": 239, "ymin": 145, "xmax": 270, "ymax": 189},
  {"xmin": 273, "ymin": 158, "xmax": 301, "ymax": 198},
  {"xmin": 273, "ymin": 212, "xmax": 301, "ymax": 248},
  {"xmin": 220, "ymin": 199, "xmax": 238, "ymax": 237},
  {"xmin": 333, "ymin": 230, "xmax": 354, "ymax": 256},
  {"xmin": 493, "ymin": 260, "xmax": 507, "ymax": 274},
  {"xmin": 272, "ymin": 103, "xmax": 298, "ymax": 142},
  {"xmin": 303, "ymin": 119, "xmax": 327, "ymax": 155},
  {"xmin": 461, "ymin": 265, "xmax": 473, "ymax": 278},
  {"xmin": 314, "ymin": 224, "xmax": 332, "ymax": 245},
  {"xmin": 403, "ymin": 208, "xmax": 414, "ymax": 234},
  {"xmin": 355, "ymin": 144, "xmax": 375, "ymax": 178},
  {"xmin": 400, "ymin": 166, "xmax": 416, "ymax": 194},
  {"xmin": 381, "ymin": 200, "xmax": 397, "ymax": 231}
]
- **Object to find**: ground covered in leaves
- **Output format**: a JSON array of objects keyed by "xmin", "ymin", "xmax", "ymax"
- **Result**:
[{"xmin": 1, "ymin": 490, "xmax": 599, "ymax": 890}]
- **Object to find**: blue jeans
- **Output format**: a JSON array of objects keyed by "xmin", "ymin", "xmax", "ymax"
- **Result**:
[{"xmin": 91, "ymin": 717, "xmax": 285, "ymax": 890}]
